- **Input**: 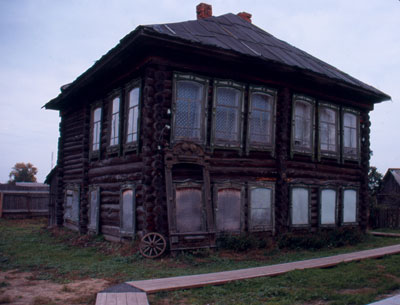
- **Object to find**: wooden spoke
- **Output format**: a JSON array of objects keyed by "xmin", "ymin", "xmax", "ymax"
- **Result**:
[{"xmin": 139, "ymin": 232, "xmax": 167, "ymax": 258}]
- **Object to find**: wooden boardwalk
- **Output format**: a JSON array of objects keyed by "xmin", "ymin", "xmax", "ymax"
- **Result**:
[
  {"xmin": 95, "ymin": 292, "xmax": 149, "ymax": 305},
  {"xmin": 96, "ymin": 244, "xmax": 400, "ymax": 304},
  {"xmin": 128, "ymin": 244, "xmax": 400, "ymax": 293}
]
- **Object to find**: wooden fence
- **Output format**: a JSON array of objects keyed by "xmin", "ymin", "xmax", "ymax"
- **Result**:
[
  {"xmin": 0, "ymin": 184, "xmax": 49, "ymax": 218},
  {"xmin": 371, "ymin": 206, "xmax": 400, "ymax": 229}
]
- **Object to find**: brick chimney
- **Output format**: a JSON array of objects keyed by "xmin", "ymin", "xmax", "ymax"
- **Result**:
[
  {"xmin": 197, "ymin": 3, "xmax": 212, "ymax": 20},
  {"xmin": 237, "ymin": 12, "xmax": 252, "ymax": 23}
]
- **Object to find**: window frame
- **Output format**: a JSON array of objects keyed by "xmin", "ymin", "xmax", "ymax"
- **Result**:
[
  {"xmin": 248, "ymin": 182, "xmax": 275, "ymax": 232},
  {"xmin": 289, "ymin": 185, "xmax": 311, "ymax": 228},
  {"xmin": 246, "ymin": 86, "xmax": 277, "ymax": 155},
  {"xmin": 214, "ymin": 182, "xmax": 245, "ymax": 233},
  {"xmin": 171, "ymin": 73, "xmax": 209, "ymax": 146},
  {"xmin": 342, "ymin": 187, "xmax": 359, "ymax": 225},
  {"xmin": 341, "ymin": 108, "xmax": 360, "ymax": 162},
  {"xmin": 124, "ymin": 79, "xmax": 142, "ymax": 153},
  {"xmin": 90, "ymin": 102, "xmax": 103, "ymax": 159},
  {"xmin": 87, "ymin": 185, "xmax": 100, "ymax": 235},
  {"xmin": 318, "ymin": 187, "xmax": 338, "ymax": 227},
  {"xmin": 291, "ymin": 95, "xmax": 315, "ymax": 158},
  {"xmin": 119, "ymin": 183, "xmax": 136, "ymax": 237},
  {"xmin": 107, "ymin": 90, "xmax": 122, "ymax": 155},
  {"xmin": 64, "ymin": 184, "xmax": 80, "ymax": 226},
  {"xmin": 211, "ymin": 80, "xmax": 245, "ymax": 151},
  {"xmin": 173, "ymin": 181, "xmax": 206, "ymax": 234},
  {"xmin": 318, "ymin": 102, "xmax": 340, "ymax": 160}
]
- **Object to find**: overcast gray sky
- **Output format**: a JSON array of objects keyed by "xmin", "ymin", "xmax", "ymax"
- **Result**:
[{"xmin": 0, "ymin": 0, "xmax": 398, "ymax": 183}]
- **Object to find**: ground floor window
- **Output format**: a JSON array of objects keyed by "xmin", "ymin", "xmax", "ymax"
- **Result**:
[
  {"xmin": 87, "ymin": 186, "xmax": 100, "ymax": 234},
  {"xmin": 175, "ymin": 184, "xmax": 204, "ymax": 233},
  {"xmin": 342, "ymin": 188, "xmax": 358, "ymax": 224},
  {"xmin": 249, "ymin": 184, "xmax": 274, "ymax": 231},
  {"xmin": 215, "ymin": 184, "xmax": 243, "ymax": 232},
  {"xmin": 120, "ymin": 184, "xmax": 136, "ymax": 236},
  {"xmin": 291, "ymin": 187, "xmax": 310, "ymax": 226},
  {"xmin": 64, "ymin": 185, "xmax": 80, "ymax": 224},
  {"xmin": 320, "ymin": 188, "xmax": 337, "ymax": 226}
]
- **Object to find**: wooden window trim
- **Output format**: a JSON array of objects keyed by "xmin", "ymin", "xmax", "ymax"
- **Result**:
[
  {"xmin": 64, "ymin": 183, "xmax": 80, "ymax": 226},
  {"xmin": 289, "ymin": 185, "xmax": 311, "ymax": 228},
  {"xmin": 213, "ymin": 182, "xmax": 245, "ymax": 234},
  {"xmin": 119, "ymin": 183, "xmax": 136, "ymax": 237},
  {"xmin": 291, "ymin": 95, "xmax": 315, "ymax": 159},
  {"xmin": 246, "ymin": 86, "xmax": 277, "ymax": 155},
  {"xmin": 107, "ymin": 89, "xmax": 122, "ymax": 156},
  {"xmin": 172, "ymin": 181, "xmax": 206, "ymax": 234},
  {"xmin": 171, "ymin": 73, "xmax": 209, "ymax": 146},
  {"xmin": 248, "ymin": 182, "xmax": 275, "ymax": 232},
  {"xmin": 318, "ymin": 187, "xmax": 338, "ymax": 227},
  {"xmin": 211, "ymin": 80, "xmax": 245, "ymax": 152},
  {"xmin": 341, "ymin": 108, "xmax": 360, "ymax": 162},
  {"xmin": 318, "ymin": 102, "xmax": 340, "ymax": 161},
  {"xmin": 124, "ymin": 79, "xmax": 142, "ymax": 154},
  {"xmin": 341, "ymin": 187, "xmax": 359, "ymax": 225},
  {"xmin": 89, "ymin": 101, "xmax": 103, "ymax": 160},
  {"xmin": 87, "ymin": 185, "xmax": 100, "ymax": 235}
]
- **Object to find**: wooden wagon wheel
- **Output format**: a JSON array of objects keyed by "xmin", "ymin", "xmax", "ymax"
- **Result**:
[{"xmin": 139, "ymin": 232, "xmax": 167, "ymax": 258}]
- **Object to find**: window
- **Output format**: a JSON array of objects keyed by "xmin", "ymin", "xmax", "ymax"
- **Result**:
[
  {"xmin": 215, "ymin": 184, "xmax": 243, "ymax": 232},
  {"xmin": 92, "ymin": 107, "xmax": 102, "ymax": 151},
  {"xmin": 343, "ymin": 189, "xmax": 357, "ymax": 224},
  {"xmin": 247, "ymin": 87, "xmax": 276, "ymax": 152},
  {"xmin": 120, "ymin": 185, "xmax": 136, "ymax": 236},
  {"xmin": 320, "ymin": 189, "xmax": 337, "ymax": 225},
  {"xmin": 126, "ymin": 87, "xmax": 140, "ymax": 144},
  {"xmin": 291, "ymin": 187, "xmax": 310, "ymax": 226},
  {"xmin": 212, "ymin": 81, "xmax": 244, "ymax": 148},
  {"xmin": 110, "ymin": 96, "xmax": 120, "ymax": 146},
  {"xmin": 343, "ymin": 110, "xmax": 359, "ymax": 160},
  {"xmin": 64, "ymin": 185, "xmax": 80, "ymax": 225},
  {"xmin": 319, "ymin": 105, "xmax": 339, "ymax": 157},
  {"xmin": 87, "ymin": 186, "xmax": 100, "ymax": 234},
  {"xmin": 175, "ymin": 184, "xmax": 204, "ymax": 233},
  {"xmin": 292, "ymin": 96, "xmax": 315, "ymax": 155},
  {"xmin": 249, "ymin": 185, "xmax": 274, "ymax": 231}
]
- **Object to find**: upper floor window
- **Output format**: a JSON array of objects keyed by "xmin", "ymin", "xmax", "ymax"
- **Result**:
[
  {"xmin": 319, "ymin": 105, "xmax": 339, "ymax": 157},
  {"xmin": 110, "ymin": 96, "xmax": 120, "ymax": 146},
  {"xmin": 126, "ymin": 87, "xmax": 140, "ymax": 144},
  {"xmin": 212, "ymin": 81, "xmax": 244, "ymax": 149},
  {"xmin": 247, "ymin": 87, "xmax": 276, "ymax": 152},
  {"xmin": 343, "ymin": 111, "xmax": 359, "ymax": 160},
  {"xmin": 172, "ymin": 74, "xmax": 208, "ymax": 144},
  {"xmin": 92, "ymin": 107, "xmax": 102, "ymax": 151},
  {"xmin": 292, "ymin": 96, "xmax": 315, "ymax": 155}
]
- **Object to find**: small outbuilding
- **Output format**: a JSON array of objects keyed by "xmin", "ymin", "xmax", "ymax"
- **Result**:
[{"xmin": 377, "ymin": 169, "xmax": 400, "ymax": 206}]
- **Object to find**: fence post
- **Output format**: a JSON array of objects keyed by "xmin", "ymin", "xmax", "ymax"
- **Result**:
[{"xmin": 0, "ymin": 192, "xmax": 3, "ymax": 218}]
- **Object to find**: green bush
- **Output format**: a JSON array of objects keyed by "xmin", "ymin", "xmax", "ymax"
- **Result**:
[
  {"xmin": 217, "ymin": 234, "xmax": 268, "ymax": 252},
  {"xmin": 277, "ymin": 227, "xmax": 364, "ymax": 250}
]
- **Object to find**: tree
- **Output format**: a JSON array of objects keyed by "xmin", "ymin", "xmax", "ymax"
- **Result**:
[
  {"xmin": 368, "ymin": 166, "xmax": 383, "ymax": 196},
  {"xmin": 8, "ymin": 162, "xmax": 38, "ymax": 183}
]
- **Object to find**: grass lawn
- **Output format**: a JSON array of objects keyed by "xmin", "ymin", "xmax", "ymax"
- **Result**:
[{"xmin": 1, "ymin": 218, "xmax": 400, "ymax": 304}]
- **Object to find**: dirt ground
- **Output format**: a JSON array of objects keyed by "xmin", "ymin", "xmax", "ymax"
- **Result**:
[{"xmin": 0, "ymin": 270, "xmax": 110, "ymax": 305}]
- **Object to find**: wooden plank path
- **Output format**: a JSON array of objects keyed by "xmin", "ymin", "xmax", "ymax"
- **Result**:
[
  {"xmin": 369, "ymin": 231, "xmax": 400, "ymax": 238},
  {"xmin": 127, "ymin": 244, "xmax": 400, "ymax": 293},
  {"xmin": 96, "ymin": 292, "xmax": 149, "ymax": 305}
]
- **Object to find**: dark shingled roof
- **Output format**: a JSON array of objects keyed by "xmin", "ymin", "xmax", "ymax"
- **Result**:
[
  {"xmin": 45, "ymin": 12, "xmax": 390, "ymax": 109},
  {"xmin": 143, "ymin": 13, "xmax": 387, "ymax": 97}
]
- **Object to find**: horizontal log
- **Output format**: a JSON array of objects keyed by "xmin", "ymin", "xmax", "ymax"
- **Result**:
[
  {"xmin": 90, "ymin": 173, "xmax": 142, "ymax": 184},
  {"xmin": 101, "ymin": 225, "xmax": 121, "ymax": 238},
  {"xmin": 89, "ymin": 162, "xmax": 143, "ymax": 177},
  {"xmin": 101, "ymin": 204, "xmax": 120, "ymax": 210}
]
